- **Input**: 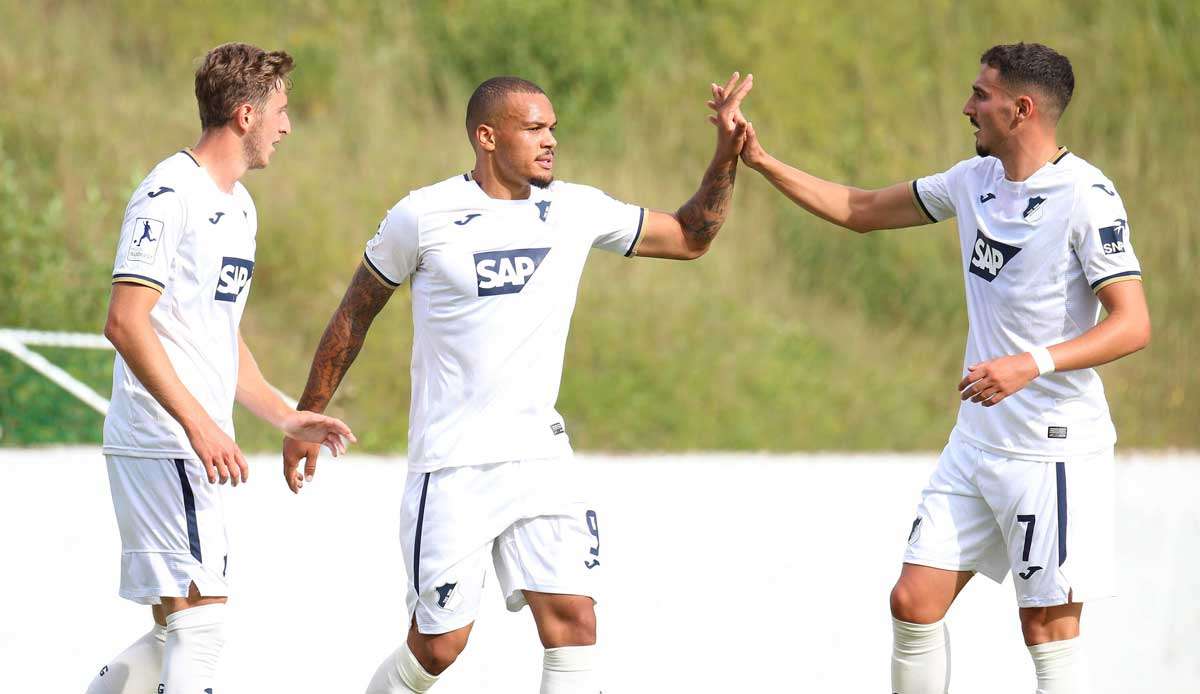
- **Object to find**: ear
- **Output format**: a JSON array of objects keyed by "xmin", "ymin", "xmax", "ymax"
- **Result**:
[
  {"xmin": 475, "ymin": 123, "xmax": 496, "ymax": 153},
  {"xmin": 233, "ymin": 103, "xmax": 255, "ymax": 134},
  {"xmin": 1015, "ymin": 94, "xmax": 1036, "ymax": 123}
]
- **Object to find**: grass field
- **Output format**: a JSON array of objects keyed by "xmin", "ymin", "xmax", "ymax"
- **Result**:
[{"xmin": 1, "ymin": 1, "xmax": 1196, "ymax": 451}]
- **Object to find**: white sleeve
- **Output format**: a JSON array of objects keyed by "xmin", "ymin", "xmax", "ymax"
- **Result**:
[
  {"xmin": 912, "ymin": 160, "xmax": 968, "ymax": 223},
  {"xmin": 1071, "ymin": 180, "xmax": 1142, "ymax": 293},
  {"xmin": 363, "ymin": 197, "xmax": 420, "ymax": 287},
  {"xmin": 580, "ymin": 186, "xmax": 646, "ymax": 257},
  {"xmin": 111, "ymin": 183, "xmax": 185, "ymax": 292}
]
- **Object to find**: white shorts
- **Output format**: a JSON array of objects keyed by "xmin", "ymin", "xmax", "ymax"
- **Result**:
[
  {"xmin": 105, "ymin": 455, "xmax": 230, "ymax": 605},
  {"xmin": 903, "ymin": 434, "xmax": 1116, "ymax": 608},
  {"xmin": 401, "ymin": 457, "xmax": 601, "ymax": 635}
]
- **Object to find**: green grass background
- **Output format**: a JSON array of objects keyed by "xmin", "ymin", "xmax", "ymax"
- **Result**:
[{"xmin": 1, "ymin": 0, "xmax": 1196, "ymax": 451}]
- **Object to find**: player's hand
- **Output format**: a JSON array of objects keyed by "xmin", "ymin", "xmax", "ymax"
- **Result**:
[
  {"xmin": 705, "ymin": 72, "xmax": 753, "ymax": 161},
  {"xmin": 958, "ymin": 353, "xmax": 1040, "ymax": 407},
  {"xmin": 280, "ymin": 410, "xmax": 356, "ymax": 456},
  {"xmin": 185, "ymin": 417, "xmax": 249, "ymax": 486},
  {"xmin": 282, "ymin": 436, "xmax": 321, "ymax": 494},
  {"xmin": 738, "ymin": 119, "xmax": 770, "ymax": 171}
]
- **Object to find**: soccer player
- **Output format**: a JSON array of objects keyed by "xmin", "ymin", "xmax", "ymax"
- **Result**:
[
  {"xmin": 88, "ymin": 43, "xmax": 355, "ymax": 694},
  {"xmin": 280, "ymin": 73, "xmax": 752, "ymax": 693},
  {"xmin": 729, "ymin": 43, "xmax": 1149, "ymax": 693}
]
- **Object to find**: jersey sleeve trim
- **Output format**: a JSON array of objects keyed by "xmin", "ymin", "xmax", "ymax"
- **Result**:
[
  {"xmin": 623, "ymin": 207, "xmax": 646, "ymax": 257},
  {"xmin": 112, "ymin": 273, "xmax": 165, "ymax": 292},
  {"xmin": 1090, "ymin": 270, "xmax": 1142, "ymax": 293},
  {"xmin": 362, "ymin": 254, "xmax": 401, "ymax": 288},
  {"xmin": 910, "ymin": 180, "xmax": 938, "ymax": 223}
]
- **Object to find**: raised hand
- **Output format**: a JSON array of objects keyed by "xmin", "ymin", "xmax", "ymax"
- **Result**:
[
  {"xmin": 705, "ymin": 72, "xmax": 753, "ymax": 160},
  {"xmin": 708, "ymin": 79, "xmax": 769, "ymax": 170}
]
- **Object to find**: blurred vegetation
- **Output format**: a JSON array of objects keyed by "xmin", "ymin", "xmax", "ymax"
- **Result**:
[{"xmin": 1, "ymin": 0, "xmax": 1195, "ymax": 451}]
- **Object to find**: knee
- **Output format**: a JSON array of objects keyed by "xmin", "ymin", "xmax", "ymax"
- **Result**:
[
  {"xmin": 541, "ymin": 601, "xmax": 597, "ymax": 647},
  {"xmin": 409, "ymin": 631, "xmax": 468, "ymax": 676},
  {"xmin": 890, "ymin": 580, "xmax": 944, "ymax": 624},
  {"xmin": 1019, "ymin": 605, "xmax": 1080, "ymax": 646}
]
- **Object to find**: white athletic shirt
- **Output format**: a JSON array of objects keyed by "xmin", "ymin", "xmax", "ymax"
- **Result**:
[
  {"xmin": 912, "ymin": 149, "xmax": 1142, "ymax": 460},
  {"xmin": 364, "ymin": 174, "xmax": 645, "ymax": 472},
  {"xmin": 103, "ymin": 150, "xmax": 258, "ymax": 458}
]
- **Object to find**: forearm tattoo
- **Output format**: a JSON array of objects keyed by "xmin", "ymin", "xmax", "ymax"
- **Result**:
[
  {"xmin": 296, "ymin": 264, "xmax": 394, "ymax": 412},
  {"xmin": 676, "ymin": 159, "xmax": 737, "ymax": 247}
]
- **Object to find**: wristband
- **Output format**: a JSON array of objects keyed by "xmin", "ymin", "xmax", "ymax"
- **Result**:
[{"xmin": 1029, "ymin": 346, "xmax": 1056, "ymax": 376}]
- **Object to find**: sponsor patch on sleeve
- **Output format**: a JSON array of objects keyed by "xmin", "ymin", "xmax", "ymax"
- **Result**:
[{"xmin": 127, "ymin": 217, "xmax": 164, "ymax": 263}]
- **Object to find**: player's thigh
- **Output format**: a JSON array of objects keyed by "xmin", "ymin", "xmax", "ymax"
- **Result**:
[
  {"xmin": 902, "ymin": 439, "xmax": 1010, "ymax": 589},
  {"xmin": 978, "ymin": 450, "xmax": 1115, "ymax": 610}
]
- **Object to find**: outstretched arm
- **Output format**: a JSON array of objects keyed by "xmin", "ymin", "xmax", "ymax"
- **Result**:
[
  {"xmin": 738, "ymin": 119, "xmax": 929, "ymax": 233},
  {"xmin": 282, "ymin": 263, "xmax": 395, "ymax": 492},
  {"xmin": 632, "ymin": 73, "xmax": 752, "ymax": 260}
]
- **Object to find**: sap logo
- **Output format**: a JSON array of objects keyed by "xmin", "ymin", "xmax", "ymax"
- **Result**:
[
  {"xmin": 968, "ymin": 229, "xmax": 1022, "ymax": 282},
  {"xmin": 1022, "ymin": 196, "xmax": 1047, "ymax": 223},
  {"xmin": 209, "ymin": 211, "xmax": 225, "ymax": 225},
  {"xmin": 535, "ymin": 200, "xmax": 552, "ymax": 221},
  {"xmin": 214, "ymin": 257, "xmax": 255, "ymax": 302},
  {"xmin": 1098, "ymin": 218, "xmax": 1127, "ymax": 255},
  {"xmin": 1091, "ymin": 183, "xmax": 1115, "ymax": 196},
  {"xmin": 474, "ymin": 247, "xmax": 550, "ymax": 296},
  {"xmin": 1018, "ymin": 565, "xmax": 1044, "ymax": 580},
  {"xmin": 147, "ymin": 186, "xmax": 175, "ymax": 198},
  {"xmin": 978, "ymin": 192, "xmax": 996, "ymax": 204},
  {"xmin": 435, "ymin": 582, "xmax": 461, "ymax": 610}
]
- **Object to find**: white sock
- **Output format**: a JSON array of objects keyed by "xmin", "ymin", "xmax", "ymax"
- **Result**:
[
  {"xmin": 891, "ymin": 618, "xmax": 950, "ymax": 694},
  {"xmin": 160, "ymin": 603, "xmax": 225, "ymax": 693},
  {"xmin": 1029, "ymin": 638, "xmax": 1085, "ymax": 693},
  {"xmin": 540, "ymin": 645, "xmax": 598, "ymax": 694},
  {"xmin": 365, "ymin": 642, "xmax": 439, "ymax": 693},
  {"xmin": 85, "ymin": 623, "xmax": 166, "ymax": 693}
]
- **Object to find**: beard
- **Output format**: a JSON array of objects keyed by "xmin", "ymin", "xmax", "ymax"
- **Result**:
[
  {"xmin": 975, "ymin": 142, "xmax": 990, "ymax": 157},
  {"xmin": 243, "ymin": 123, "xmax": 269, "ymax": 170},
  {"xmin": 530, "ymin": 172, "xmax": 554, "ymax": 189}
]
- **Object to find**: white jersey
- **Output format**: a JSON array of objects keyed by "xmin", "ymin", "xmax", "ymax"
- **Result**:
[
  {"xmin": 103, "ymin": 150, "xmax": 258, "ymax": 458},
  {"xmin": 912, "ymin": 149, "xmax": 1142, "ymax": 460},
  {"xmin": 364, "ymin": 173, "xmax": 644, "ymax": 472}
]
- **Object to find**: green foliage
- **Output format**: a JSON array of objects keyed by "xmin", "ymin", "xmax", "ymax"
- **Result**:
[{"xmin": 1, "ymin": 0, "xmax": 1195, "ymax": 449}]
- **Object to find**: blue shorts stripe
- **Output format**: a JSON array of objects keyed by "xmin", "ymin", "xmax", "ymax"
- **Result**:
[
  {"xmin": 174, "ymin": 459, "xmax": 202, "ymax": 563},
  {"xmin": 413, "ymin": 472, "xmax": 431, "ymax": 593},
  {"xmin": 1055, "ymin": 462, "xmax": 1068, "ymax": 566}
]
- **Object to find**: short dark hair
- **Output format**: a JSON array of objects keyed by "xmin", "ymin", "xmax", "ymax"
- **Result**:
[
  {"xmin": 195, "ymin": 43, "xmax": 294, "ymax": 130},
  {"xmin": 465, "ymin": 76, "xmax": 546, "ymax": 134},
  {"xmin": 980, "ymin": 43, "xmax": 1074, "ymax": 121}
]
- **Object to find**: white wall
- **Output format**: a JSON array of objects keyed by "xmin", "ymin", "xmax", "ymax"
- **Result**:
[{"xmin": 1, "ymin": 448, "xmax": 1196, "ymax": 692}]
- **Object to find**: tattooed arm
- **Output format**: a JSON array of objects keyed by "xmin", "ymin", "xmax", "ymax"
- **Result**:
[
  {"xmin": 282, "ymin": 262, "xmax": 395, "ymax": 492},
  {"xmin": 630, "ymin": 72, "xmax": 752, "ymax": 260}
]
